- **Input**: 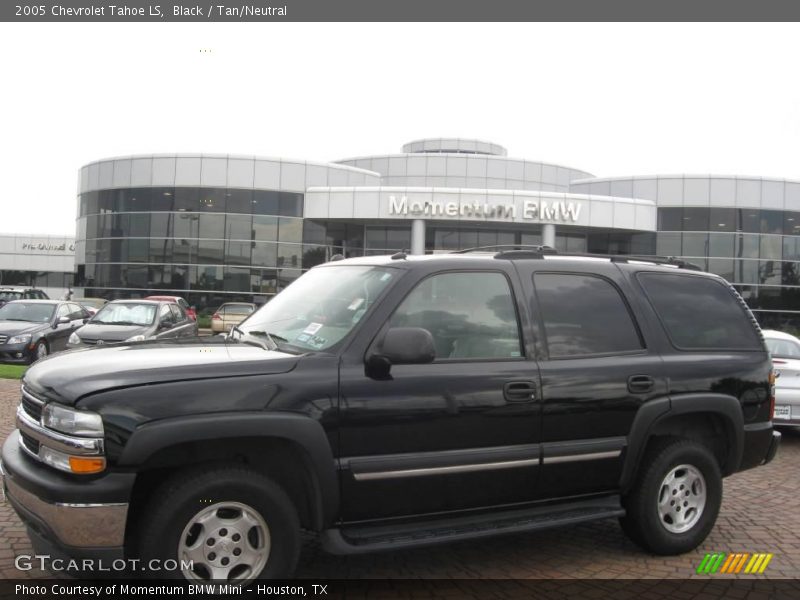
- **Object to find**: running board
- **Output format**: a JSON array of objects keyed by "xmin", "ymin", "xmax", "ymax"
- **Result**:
[{"xmin": 321, "ymin": 495, "xmax": 624, "ymax": 555}]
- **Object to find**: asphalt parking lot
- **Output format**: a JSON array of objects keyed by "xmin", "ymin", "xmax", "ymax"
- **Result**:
[{"xmin": 1, "ymin": 377, "xmax": 798, "ymax": 581}]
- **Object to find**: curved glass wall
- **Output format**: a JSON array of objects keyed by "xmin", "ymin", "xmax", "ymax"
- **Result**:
[
  {"xmin": 76, "ymin": 186, "xmax": 313, "ymax": 309},
  {"xmin": 657, "ymin": 206, "xmax": 800, "ymax": 328}
]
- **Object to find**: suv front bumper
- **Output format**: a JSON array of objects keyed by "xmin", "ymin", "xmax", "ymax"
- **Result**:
[{"xmin": 1, "ymin": 430, "xmax": 133, "ymax": 561}]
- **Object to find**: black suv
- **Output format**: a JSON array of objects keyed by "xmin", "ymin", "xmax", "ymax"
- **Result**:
[{"xmin": 1, "ymin": 248, "xmax": 781, "ymax": 581}]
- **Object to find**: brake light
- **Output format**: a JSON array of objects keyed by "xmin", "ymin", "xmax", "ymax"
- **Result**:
[
  {"xmin": 212, "ymin": 312, "xmax": 220, "ymax": 320},
  {"xmin": 768, "ymin": 370, "xmax": 776, "ymax": 420}
]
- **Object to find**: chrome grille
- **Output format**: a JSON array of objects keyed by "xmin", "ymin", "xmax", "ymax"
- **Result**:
[
  {"xmin": 21, "ymin": 386, "xmax": 44, "ymax": 422},
  {"xmin": 19, "ymin": 430, "xmax": 40, "ymax": 455}
]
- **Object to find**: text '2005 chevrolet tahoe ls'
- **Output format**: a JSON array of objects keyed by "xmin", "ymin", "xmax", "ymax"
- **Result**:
[{"xmin": 1, "ymin": 247, "xmax": 782, "ymax": 581}]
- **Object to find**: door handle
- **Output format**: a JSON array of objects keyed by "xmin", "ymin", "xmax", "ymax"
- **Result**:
[
  {"xmin": 503, "ymin": 381, "xmax": 537, "ymax": 403},
  {"xmin": 628, "ymin": 375, "xmax": 655, "ymax": 394}
]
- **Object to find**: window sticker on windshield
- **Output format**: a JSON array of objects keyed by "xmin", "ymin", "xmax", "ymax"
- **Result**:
[
  {"xmin": 303, "ymin": 322, "xmax": 323, "ymax": 335},
  {"xmin": 308, "ymin": 335, "xmax": 326, "ymax": 348},
  {"xmin": 295, "ymin": 333, "xmax": 311, "ymax": 343},
  {"xmin": 348, "ymin": 298, "xmax": 364, "ymax": 311},
  {"xmin": 380, "ymin": 273, "xmax": 392, "ymax": 281}
]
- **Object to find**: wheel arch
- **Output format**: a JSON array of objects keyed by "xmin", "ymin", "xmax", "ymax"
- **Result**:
[
  {"xmin": 119, "ymin": 413, "xmax": 338, "ymax": 533},
  {"xmin": 621, "ymin": 394, "xmax": 744, "ymax": 492}
]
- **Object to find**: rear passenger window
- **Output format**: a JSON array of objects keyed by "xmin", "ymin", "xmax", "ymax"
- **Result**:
[
  {"xmin": 534, "ymin": 273, "xmax": 643, "ymax": 358},
  {"xmin": 390, "ymin": 272, "xmax": 522, "ymax": 360},
  {"xmin": 637, "ymin": 273, "xmax": 762, "ymax": 350}
]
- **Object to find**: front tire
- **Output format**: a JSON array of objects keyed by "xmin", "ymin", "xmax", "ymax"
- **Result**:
[
  {"xmin": 138, "ymin": 466, "xmax": 301, "ymax": 581},
  {"xmin": 30, "ymin": 340, "xmax": 48, "ymax": 364},
  {"xmin": 620, "ymin": 438, "xmax": 722, "ymax": 555}
]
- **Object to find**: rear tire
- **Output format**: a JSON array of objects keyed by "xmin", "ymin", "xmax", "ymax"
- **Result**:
[
  {"xmin": 138, "ymin": 466, "xmax": 301, "ymax": 581},
  {"xmin": 620, "ymin": 438, "xmax": 722, "ymax": 555}
]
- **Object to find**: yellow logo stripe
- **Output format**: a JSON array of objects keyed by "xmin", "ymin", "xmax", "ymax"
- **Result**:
[
  {"xmin": 758, "ymin": 554, "xmax": 774, "ymax": 574},
  {"xmin": 746, "ymin": 554, "xmax": 762, "ymax": 573}
]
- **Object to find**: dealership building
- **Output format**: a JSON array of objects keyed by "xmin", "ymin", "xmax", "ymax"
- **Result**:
[
  {"xmin": 61, "ymin": 137, "xmax": 800, "ymax": 328},
  {"xmin": 0, "ymin": 233, "xmax": 75, "ymax": 299}
]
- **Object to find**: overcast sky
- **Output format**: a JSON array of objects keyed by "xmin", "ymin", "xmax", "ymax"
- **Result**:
[{"xmin": 2, "ymin": 22, "xmax": 800, "ymax": 235}]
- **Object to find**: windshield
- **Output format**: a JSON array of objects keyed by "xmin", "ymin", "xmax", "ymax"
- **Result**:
[
  {"xmin": 92, "ymin": 303, "xmax": 157, "ymax": 326},
  {"xmin": 0, "ymin": 302, "xmax": 55, "ymax": 323},
  {"xmin": 237, "ymin": 266, "xmax": 396, "ymax": 351},
  {"xmin": 766, "ymin": 337, "xmax": 800, "ymax": 359}
]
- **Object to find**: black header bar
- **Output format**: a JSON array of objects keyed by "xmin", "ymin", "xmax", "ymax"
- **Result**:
[{"xmin": 2, "ymin": 0, "xmax": 800, "ymax": 22}]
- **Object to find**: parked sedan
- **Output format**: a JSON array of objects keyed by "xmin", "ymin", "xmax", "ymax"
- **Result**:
[
  {"xmin": 145, "ymin": 295, "xmax": 197, "ymax": 321},
  {"xmin": 763, "ymin": 329, "xmax": 800, "ymax": 426},
  {"xmin": 0, "ymin": 300, "xmax": 90, "ymax": 364},
  {"xmin": 67, "ymin": 299, "xmax": 198, "ymax": 349},
  {"xmin": 210, "ymin": 302, "xmax": 256, "ymax": 333}
]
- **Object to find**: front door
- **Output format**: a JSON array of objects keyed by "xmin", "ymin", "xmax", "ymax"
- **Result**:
[{"xmin": 338, "ymin": 268, "xmax": 542, "ymax": 522}]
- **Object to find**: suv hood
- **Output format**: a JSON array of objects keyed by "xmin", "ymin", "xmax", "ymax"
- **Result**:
[{"xmin": 23, "ymin": 338, "xmax": 300, "ymax": 405}]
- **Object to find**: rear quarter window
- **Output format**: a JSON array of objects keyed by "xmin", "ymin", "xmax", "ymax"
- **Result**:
[{"xmin": 637, "ymin": 272, "xmax": 762, "ymax": 351}]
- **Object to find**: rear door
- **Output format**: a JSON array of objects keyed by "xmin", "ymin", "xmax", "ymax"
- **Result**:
[{"xmin": 521, "ymin": 261, "xmax": 668, "ymax": 499}]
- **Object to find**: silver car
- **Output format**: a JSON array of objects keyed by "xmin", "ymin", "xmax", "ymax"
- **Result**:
[{"xmin": 763, "ymin": 329, "xmax": 800, "ymax": 426}]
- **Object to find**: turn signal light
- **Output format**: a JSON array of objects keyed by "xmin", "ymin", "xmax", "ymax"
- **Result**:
[{"xmin": 68, "ymin": 456, "xmax": 106, "ymax": 474}]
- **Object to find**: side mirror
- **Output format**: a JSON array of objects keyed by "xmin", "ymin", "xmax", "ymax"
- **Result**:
[
  {"xmin": 54, "ymin": 316, "xmax": 70, "ymax": 328},
  {"xmin": 366, "ymin": 327, "xmax": 435, "ymax": 378},
  {"xmin": 159, "ymin": 320, "xmax": 174, "ymax": 330}
]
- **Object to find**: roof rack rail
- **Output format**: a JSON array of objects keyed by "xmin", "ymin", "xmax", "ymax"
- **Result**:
[
  {"xmin": 453, "ymin": 245, "xmax": 559, "ymax": 259},
  {"xmin": 603, "ymin": 254, "xmax": 703, "ymax": 271},
  {"xmin": 544, "ymin": 252, "xmax": 703, "ymax": 271},
  {"xmin": 453, "ymin": 246, "xmax": 703, "ymax": 270}
]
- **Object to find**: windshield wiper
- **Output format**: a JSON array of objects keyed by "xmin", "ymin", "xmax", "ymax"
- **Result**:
[
  {"xmin": 229, "ymin": 326, "xmax": 287, "ymax": 352},
  {"xmin": 102, "ymin": 321, "xmax": 143, "ymax": 326},
  {"xmin": 247, "ymin": 330, "xmax": 289, "ymax": 343}
]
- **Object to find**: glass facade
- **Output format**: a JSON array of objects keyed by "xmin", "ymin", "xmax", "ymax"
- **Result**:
[
  {"xmin": 656, "ymin": 207, "xmax": 800, "ymax": 330},
  {"xmin": 70, "ymin": 148, "xmax": 800, "ymax": 330},
  {"xmin": 76, "ymin": 186, "xmax": 307, "ymax": 310}
]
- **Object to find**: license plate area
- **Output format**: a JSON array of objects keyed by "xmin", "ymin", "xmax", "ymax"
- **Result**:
[{"xmin": 774, "ymin": 405, "xmax": 792, "ymax": 420}]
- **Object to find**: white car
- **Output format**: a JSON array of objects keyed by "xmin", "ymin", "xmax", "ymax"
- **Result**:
[{"xmin": 763, "ymin": 329, "xmax": 800, "ymax": 426}]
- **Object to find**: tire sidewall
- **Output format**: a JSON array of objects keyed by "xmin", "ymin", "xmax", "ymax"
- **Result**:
[
  {"xmin": 31, "ymin": 340, "xmax": 47, "ymax": 363},
  {"xmin": 638, "ymin": 442, "xmax": 722, "ymax": 554},
  {"xmin": 140, "ymin": 470, "xmax": 300, "ymax": 580}
]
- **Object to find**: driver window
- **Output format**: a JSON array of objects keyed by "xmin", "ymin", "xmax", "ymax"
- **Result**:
[
  {"xmin": 56, "ymin": 304, "xmax": 71, "ymax": 319},
  {"xmin": 389, "ymin": 271, "xmax": 522, "ymax": 360},
  {"xmin": 159, "ymin": 304, "xmax": 174, "ymax": 324}
]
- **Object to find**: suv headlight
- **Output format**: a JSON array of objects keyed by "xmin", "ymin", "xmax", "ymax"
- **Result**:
[
  {"xmin": 124, "ymin": 334, "xmax": 147, "ymax": 342},
  {"xmin": 8, "ymin": 334, "xmax": 31, "ymax": 345},
  {"xmin": 41, "ymin": 403, "xmax": 104, "ymax": 437},
  {"xmin": 68, "ymin": 332, "xmax": 80, "ymax": 345}
]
